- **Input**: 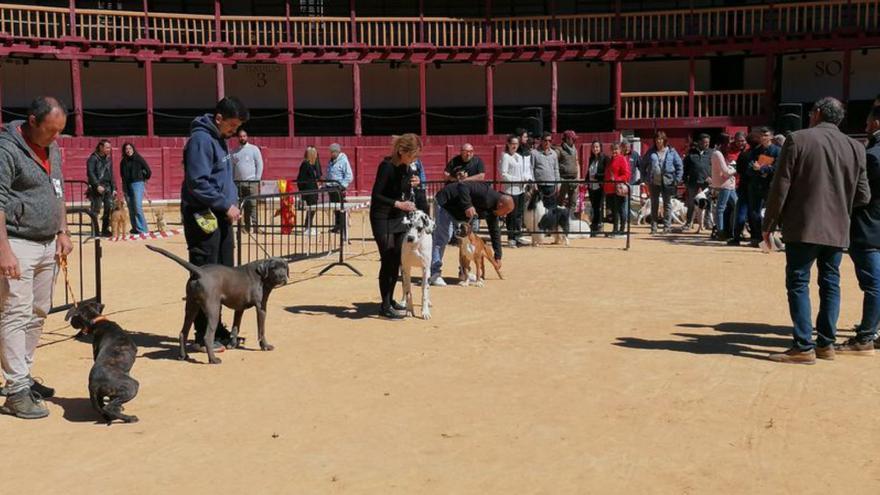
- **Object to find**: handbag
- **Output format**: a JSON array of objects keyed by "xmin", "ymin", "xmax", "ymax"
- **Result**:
[{"xmin": 615, "ymin": 183, "xmax": 629, "ymax": 197}]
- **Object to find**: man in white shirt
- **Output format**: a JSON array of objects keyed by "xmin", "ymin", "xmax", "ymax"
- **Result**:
[{"xmin": 231, "ymin": 129, "xmax": 264, "ymax": 233}]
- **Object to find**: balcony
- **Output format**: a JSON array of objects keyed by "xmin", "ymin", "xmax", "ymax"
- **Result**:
[
  {"xmin": 619, "ymin": 90, "xmax": 766, "ymax": 127},
  {"xmin": 0, "ymin": 1, "xmax": 877, "ymax": 51}
]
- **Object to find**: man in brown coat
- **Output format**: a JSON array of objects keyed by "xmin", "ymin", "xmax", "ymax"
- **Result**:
[{"xmin": 763, "ymin": 97, "xmax": 870, "ymax": 364}]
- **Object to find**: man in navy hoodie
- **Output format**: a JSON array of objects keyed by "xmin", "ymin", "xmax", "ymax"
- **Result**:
[{"xmin": 181, "ymin": 97, "xmax": 249, "ymax": 352}]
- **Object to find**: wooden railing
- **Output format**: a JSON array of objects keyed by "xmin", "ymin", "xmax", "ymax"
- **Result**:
[
  {"xmin": 621, "ymin": 92, "xmax": 690, "ymax": 120},
  {"xmin": 694, "ymin": 90, "xmax": 765, "ymax": 118},
  {"xmin": 0, "ymin": 1, "xmax": 878, "ymax": 48},
  {"xmin": 621, "ymin": 90, "xmax": 765, "ymax": 120},
  {"xmin": 76, "ymin": 8, "xmax": 145, "ymax": 43},
  {"xmin": 0, "ymin": 4, "xmax": 67, "ymax": 40},
  {"xmin": 423, "ymin": 18, "xmax": 484, "ymax": 47},
  {"xmin": 148, "ymin": 12, "xmax": 214, "ymax": 45}
]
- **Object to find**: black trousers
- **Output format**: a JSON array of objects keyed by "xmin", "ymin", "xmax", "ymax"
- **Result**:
[
  {"xmin": 328, "ymin": 189, "xmax": 346, "ymax": 232},
  {"xmin": 89, "ymin": 189, "xmax": 113, "ymax": 235},
  {"xmin": 506, "ymin": 193, "xmax": 525, "ymax": 241},
  {"xmin": 182, "ymin": 207, "xmax": 234, "ymax": 343},
  {"xmin": 370, "ymin": 217, "xmax": 403, "ymax": 311},
  {"xmin": 589, "ymin": 188, "xmax": 605, "ymax": 233},
  {"xmin": 609, "ymin": 194, "xmax": 628, "ymax": 234},
  {"xmin": 539, "ymin": 184, "xmax": 558, "ymax": 209}
]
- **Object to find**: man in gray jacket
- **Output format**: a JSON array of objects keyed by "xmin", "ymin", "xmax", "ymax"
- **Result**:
[
  {"xmin": 763, "ymin": 97, "xmax": 870, "ymax": 364},
  {"xmin": 232, "ymin": 129, "xmax": 263, "ymax": 233},
  {"xmin": 531, "ymin": 132, "xmax": 561, "ymax": 208},
  {"xmin": 0, "ymin": 97, "xmax": 73, "ymax": 419}
]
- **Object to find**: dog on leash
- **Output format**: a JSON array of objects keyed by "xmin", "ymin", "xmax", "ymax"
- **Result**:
[
  {"xmin": 153, "ymin": 207, "xmax": 167, "ymax": 233},
  {"xmin": 400, "ymin": 210, "xmax": 434, "ymax": 320},
  {"xmin": 110, "ymin": 193, "xmax": 129, "ymax": 240},
  {"xmin": 690, "ymin": 189, "xmax": 714, "ymax": 234},
  {"xmin": 455, "ymin": 221, "xmax": 503, "ymax": 287},
  {"xmin": 65, "ymin": 300, "xmax": 140, "ymax": 424},
  {"xmin": 523, "ymin": 186, "xmax": 570, "ymax": 246},
  {"xmin": 636, "ymin": 196, "xmax": 687, "ymax": 226},
  {"xmin": 145, "ymin": 245, "xmax": 289, "ymax": 364}
]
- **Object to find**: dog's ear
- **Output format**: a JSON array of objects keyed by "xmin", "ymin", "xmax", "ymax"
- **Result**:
[
  {"xmin": 424, "ymin": 217, "xmax": 435, "ymax": 234},
  {"xmin": 64, "ymin": 305, "xmax": 76, "ymax": 322},
  {"xmin": 97, "ymin": 302, "xmax": 106, "ymax": 314}
]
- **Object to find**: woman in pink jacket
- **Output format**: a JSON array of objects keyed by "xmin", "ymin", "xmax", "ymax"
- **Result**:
[{"xmin": 604, "ymin": 142, "xmax": 632, "ymax": 238}]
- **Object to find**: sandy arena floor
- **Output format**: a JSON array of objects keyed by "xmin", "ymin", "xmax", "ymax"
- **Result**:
[{"xmin": 3, "ymin": 221, "xmax": 880, "ymax": 494}]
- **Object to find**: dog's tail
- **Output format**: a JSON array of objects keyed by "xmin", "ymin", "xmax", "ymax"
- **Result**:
[
  {"xmin": 482, "ymin": 244, "xmax": 504, "ymax": 280},
  {"xmin": 145, "ymin": 245, "xmax": 203, "ymax": 276}
]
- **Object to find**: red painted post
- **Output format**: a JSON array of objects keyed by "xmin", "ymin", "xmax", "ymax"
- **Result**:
[
  {"xmin": 485, "ymin": 0, "xmax": 493, "ymax": 43},
  {"xmin": 842, "ymin": 49, "xmax": 852, "ymax": 105},
  {"xmin": 216, "ymin": 63, "xmax": 225, "ymax": 99},
  {"xmin": 70, "ymin": 59, "xmax": 84, "ymax": 136},
  {"xmin": 486, "ymin": 64, "xmax": 494, "ymax": 135},
  {"xmin": 286, "ymin": 63, "xmax": 295, "ymax": 137},
  {"xmin": 142, "ymin": 0, "xmax": 150, "ymax": 39},
  {"xmin": 68, "ymin": 0, "xmax": 77, "ymax": 37},
  {"xmin": 613, "ymin": 61, "xmax": 622, "ymax": 127},
  {"xmin": 688, "ymin": 57, "xmax": 695, "ymax": 118},
  {"xmin": 213, "ymin": 0, "xmax": 222, "ymax": 43},
  {"xmin": 550, "ymin": 60, "xmax": 558, "ymax": 133},
  {"xmin": 145, "ymin": 59, "xmax": 154, "ymax": 137},
  {"xmin": 419, "ymin": 0, "xmax": 425, "ymax": 43},
  {"xmin": 419, "ymin": 63, "xmax": 427, "ymax": 136},
  {"xmin": 353, "ymin": 64, "xmax": 362, "ymax": 136},
  {"xmin": 350, "ymin": 0, "xmax": 357, "ymax": 44}
]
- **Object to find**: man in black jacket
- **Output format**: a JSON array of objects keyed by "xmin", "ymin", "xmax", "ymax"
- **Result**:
[
  {"xmin": 837, "ymin": 105, "xmax": 880, "ymax": 354},
  {"xmin": 86, "ymin": 140, "xmax": 114, "ymax": 237},
  {"xmin": 429, "ymin": 181, "xmax": 513, "ymax": 286},
  {"xmin": 683, "ymin": 133, "xmax": 712, "ymax": 229}
]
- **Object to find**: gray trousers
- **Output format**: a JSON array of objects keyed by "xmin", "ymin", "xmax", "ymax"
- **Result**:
[
  {"xmin": 238, "ymin": 182, "xmax": 260, "ymax": 232},
  {"xmin": 0, "ymin": 238, "xmax": 57, "ymax": 395}
]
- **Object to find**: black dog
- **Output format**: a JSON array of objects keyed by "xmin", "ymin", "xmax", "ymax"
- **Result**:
[
  {"xmin": 66, "ymin": 301, "xmax": 139, "ymax": 424},
  {"xmin": 525, "ymin": 186, "xmax": 571, "ymax": 245},
  {"xmin": 146, "ymin": 245, "xmax": 289, "ymax": 365}
]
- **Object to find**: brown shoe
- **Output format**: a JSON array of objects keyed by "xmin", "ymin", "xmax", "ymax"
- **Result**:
[
  {"xmin": 815, "ymin": 345, "xmax": 835, "ymax": 360},
  {"xmin": 835, "ymin": 337, "xmax": 875, "ymax": 356},
  {"xmin": 768, "ymin": 348, "xmax": 816, "ymax": 365}
]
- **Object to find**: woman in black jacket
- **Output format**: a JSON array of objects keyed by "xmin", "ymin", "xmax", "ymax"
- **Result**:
[
  {"xmin": 369, "ymin": 133, "xmax": 421, "ymax": 319},
  {"xmin": 586, "ymin": 141, "xmax": 609, "ymax": 236},
  {"xmin": 120, "ymin": 142, "xmax": 152, "ymax": 234},
  {"xmin": 296, "ymin": 145, "xmax": 322, "ymax": 235}
]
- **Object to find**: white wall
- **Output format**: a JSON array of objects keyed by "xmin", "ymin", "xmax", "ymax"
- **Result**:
[
  {"xmin": 850, "ymin": 49, "xmax": 880, "ymax": 100},
  {"xmin": 0, "ymin": 59, "xmax": 73, "ymax": 108},
  {"xmin": 494, "ymin": 63, "xmax": 550, "ymax": 106},
  {"xmin": 781, "ymin": 52, "xmax": 845, "ymax": 102},
  {"xmin": 153, "ymin": 63, "xmax": 217, "ymax": 108},
  {"xmin": 558, "ymin": 61, "xmax": 611, "ymax": 105},
  {"xmin": 361, "ymin": 63, "xmax": 419, "ymax": 109},
  {"xmin": 426, "ymin": 63, "xmax": 485, "ymax": 107},
  {"xmin": 293, "ymin": 64, "xmax": 352, "ymax": 109},
  {"xmin": 621, "ymin": 59, "xmax": 711, "ymax": 92},
  {"xmin": 226, "ymin": 63, "xmax": 285, "ymax": 108}
]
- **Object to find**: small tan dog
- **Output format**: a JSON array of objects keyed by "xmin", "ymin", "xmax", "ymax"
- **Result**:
[
  {"xmin": 455, "ymin": 222, "xmax": 502, "ymax": 287},
  {"xmin": 110, "ymin": 193, "xmax": 129, "ymax": 241},
  {"xmin": 153, "ymin": 207, "xmax": 167, "ymax": 233}
]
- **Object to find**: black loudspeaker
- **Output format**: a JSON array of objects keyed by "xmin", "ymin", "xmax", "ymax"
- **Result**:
[
  {"xmin": 519, "ymin": 106, "xmax": 543, "ymax": 137},
  {"xmin": 776, "ymin": 103, "xmax": 803, "ymax": 134}
]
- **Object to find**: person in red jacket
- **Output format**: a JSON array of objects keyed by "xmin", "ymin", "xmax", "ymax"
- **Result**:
[{"xmin": 604, "ymin": 142, "xmax": 632, "ymax": 238}]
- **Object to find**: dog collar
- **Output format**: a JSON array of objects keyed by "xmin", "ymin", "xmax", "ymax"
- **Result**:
[{"xmin": 90, "ymin": 315, "xmax": 108, "ymax": 325}]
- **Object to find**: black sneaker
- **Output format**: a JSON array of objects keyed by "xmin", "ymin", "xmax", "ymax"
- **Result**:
[
  {"xmin": 1, "ymin": 388, "xmax": 49, "ymax": 419},
  {"xmin": 29, "ymin": 377, "xmax": 54, "ymax": 399},
  {"xmin": 727, "ymin": 238, "xmax": 741, "ymax": 246},
  {"xmin": 379, "ymin": 307, "xmax": 405, "ymax": 320},
  {"xmin": 391, "ymin": 300, "xmax": 406, "ymax": 311},
  {"xmin": 835, "ymin": 337, "xmax": 875, "ymax": 355}
]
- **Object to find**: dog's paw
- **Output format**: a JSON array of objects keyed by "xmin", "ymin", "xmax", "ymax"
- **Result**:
[
  {"xmin": 474, "ymin": 280, "xmax": 485, "ymax": 288},
  {"xmin": 127, "ymin": 415, "xmax": 139, "ymax": 423},
  {"xmin": 260, "ymin": 342, "xmax": 275, "ymax": 351},
  {"xmin": 208, "ymin": 356, "xmax": 223, "ymax": 364}
]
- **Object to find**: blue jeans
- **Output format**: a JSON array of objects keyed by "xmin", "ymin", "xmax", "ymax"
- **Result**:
[
  {"xmin": 714, "ymin": 188, "xmax": 737, "ymax": 235},
  {"xmin": 849, "ymin": 247, "xmax": 880, "ymax": 341},
  {"xmin": 431, "ymin": 203, "xmax": 455, "ymax": 278},
  {"xmin": 785, "ymin": 242, "xmax": 843, "ymax": 350},
  {"xmin": 125, "ymin": 182, "xmax": 148, "ymax": 234},
  {"xmin": 732, "ymin": 188, "xmax": 749, "ymax": 240}
]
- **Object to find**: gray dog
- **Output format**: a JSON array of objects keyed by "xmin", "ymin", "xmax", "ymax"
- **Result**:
[{"xmin": 146, "ymin": 245, "xmax": 289, "ymax": 364}]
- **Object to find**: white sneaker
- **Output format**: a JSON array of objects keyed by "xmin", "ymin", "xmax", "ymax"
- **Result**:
[
  {"xmin": 508, "ymin": 240, "xmax": 517, "ymax": 248},
  {"xmin": 468, "ymin": 273, "xmax": 477, "ymax": 282},
  {"xmin": 430, "ymin": 277, "xmax": 447, "ymax": 287},
  {"xmin": 516, "ymin": 237, "xmax": 532, "ymax": 246}
]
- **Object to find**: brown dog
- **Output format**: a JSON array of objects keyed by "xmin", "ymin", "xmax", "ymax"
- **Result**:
[
  {"xmin": 455, "ymin": 222, "xmax": 502, "ymax": 287},
  {"xmin": 110, "ymin": 193, "xmax": 129, "ymax": 240},
  {"xmin": 153, "ymin": 207, "xmax": 167, "ymax": 233}
]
